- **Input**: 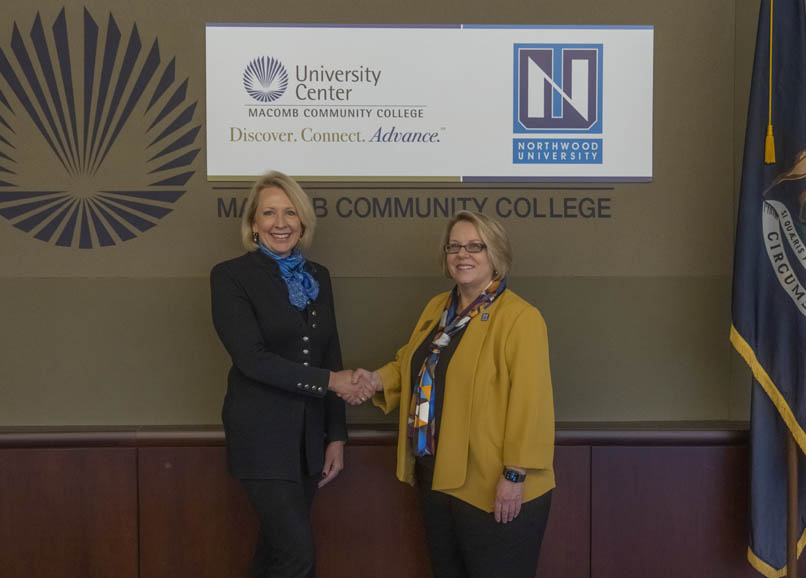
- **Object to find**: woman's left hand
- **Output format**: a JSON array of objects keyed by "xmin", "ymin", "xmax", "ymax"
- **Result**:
[
  {"xmin": 494, "ymin": 477, "xmax": 524, "ymax": 523},
  {"xmin": 319, "ymin": 441, "xmax": 345, "ymax": 488}
]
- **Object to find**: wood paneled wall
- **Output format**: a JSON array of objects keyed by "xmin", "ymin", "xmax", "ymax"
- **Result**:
[{"xmin": 0, "ymin": 425, "xmax": 790, "ymax": 578}]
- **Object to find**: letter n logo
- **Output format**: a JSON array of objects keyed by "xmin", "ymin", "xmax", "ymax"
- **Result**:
[{"xmin": 513, "ymin": 44, "xmax": 603, "ymax": 134}]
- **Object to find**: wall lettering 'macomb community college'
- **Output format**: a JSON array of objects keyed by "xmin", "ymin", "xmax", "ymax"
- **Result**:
[{"xmin": 217, "ymin": 194, "xmax": 613, "ymax": 220}]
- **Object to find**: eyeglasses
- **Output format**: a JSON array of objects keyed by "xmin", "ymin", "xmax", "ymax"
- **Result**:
[{"xmin": 444, "ymin": 242, "xmax": 487, "ymax": 254}]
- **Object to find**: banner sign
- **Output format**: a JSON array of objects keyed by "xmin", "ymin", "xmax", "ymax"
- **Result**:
[{"xmin": 206, "ymin": 24, "xmax": 653, "ymax": 182}]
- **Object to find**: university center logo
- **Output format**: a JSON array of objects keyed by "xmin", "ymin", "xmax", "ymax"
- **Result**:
[
  {"xmin": 513, "ymin": 44, "xmax": 602, "ymax": 133},
  {"xmin": 0, "ymin": 8, "xmax": 200, "ymax": 248},
  {"xmin": 243, "ymin": 56, "xmax": 288, "ymax": 103},
  {"xmin": 761, "ymin": 151, "xmax": 806, "ymax": 317}
]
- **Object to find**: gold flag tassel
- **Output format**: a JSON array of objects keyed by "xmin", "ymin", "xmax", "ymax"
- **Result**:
[{"xmin": 766, "ymin": 0, "xmax": 776, "ymax": 164}]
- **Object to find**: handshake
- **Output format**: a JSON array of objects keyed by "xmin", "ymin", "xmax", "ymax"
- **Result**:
[{"xmin": 328, "ymin": 368, "xmax": 382, "ymax": 405}]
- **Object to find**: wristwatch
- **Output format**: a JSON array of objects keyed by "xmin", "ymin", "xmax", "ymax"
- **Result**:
[{"xmin": 503, "ymin": 468, "xmax": 527, "ymax": 483}]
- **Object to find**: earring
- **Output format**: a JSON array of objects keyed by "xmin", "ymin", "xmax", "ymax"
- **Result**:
[{"xmin": 252, "ymin": 232, "xmax": 259, "ymax": 244}]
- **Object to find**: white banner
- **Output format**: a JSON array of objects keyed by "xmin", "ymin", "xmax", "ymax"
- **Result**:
[{"xmin": 206, "ymin": 24, "xmax": 653, "ymax": 182}]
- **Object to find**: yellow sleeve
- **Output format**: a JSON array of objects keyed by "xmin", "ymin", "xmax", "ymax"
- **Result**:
[
  {"xmin": 373, "ymin": 348, "xmax": 405, "ymax": 414},
  {"xmin": 502, "ymin": 306, "xmax": 555, "ymax": 471}
]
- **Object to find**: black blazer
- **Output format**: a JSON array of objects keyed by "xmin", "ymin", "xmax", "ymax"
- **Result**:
[{"xmin": 210, "ymin": 250, "xmax": 347, "ymax": 481}]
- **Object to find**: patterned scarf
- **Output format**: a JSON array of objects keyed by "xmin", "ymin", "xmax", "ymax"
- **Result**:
[
  {"xmin": 258, "ymin": 243, "xmax": 319, "ymax": 310},
  {"xmin": 407, "ymin": 278, "xmax": 507, "ymax": 457}
]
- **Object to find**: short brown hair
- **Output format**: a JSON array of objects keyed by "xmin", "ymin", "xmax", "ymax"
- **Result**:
[
  {"xmin": 241, "ymin": 171, "xmax": 316, "ymax": 251},
  {"xmin": 440, "ymin": 211, "xmax": 512, "ymax": 280}
]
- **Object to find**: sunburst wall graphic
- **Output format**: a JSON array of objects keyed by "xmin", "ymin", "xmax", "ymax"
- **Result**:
[{"xmin": 0, "ymin": 7, "xmax": 200, "ymax": 248}]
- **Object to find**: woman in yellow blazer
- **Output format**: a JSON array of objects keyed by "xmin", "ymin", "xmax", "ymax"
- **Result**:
[{"xmin": 355, "ymin": 211, "xmax": 555, "ymax": 578}]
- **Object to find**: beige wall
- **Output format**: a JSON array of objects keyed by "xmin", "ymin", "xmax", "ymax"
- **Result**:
[{"xmin": 0, "ymin": 0, "xmax": 758, "ymax": 425}]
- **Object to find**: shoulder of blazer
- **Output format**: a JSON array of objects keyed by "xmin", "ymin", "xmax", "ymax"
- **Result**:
[
  {"xmin": 491, "ymin": 289, "xmax": 545, "ymax": 329},
  {"xmin": 425, "ymin": 291, "xmax": 451, "ymax": 313},
  {"xmin": 211, "ymin": 253, "xmax": 333, "ymax": 292},
  {"xmin": 211, "ymin": 253, "xmax": 251, "ymax": 280},
  {"xmin": 420, "ymin": 288, "xmax": 538, "ymax": 322},
  {"xmin": 210, "ymin": 253, "xmax": 282, "ymax": 294},
  {"xmin": 419, "ymin": 290, "xmax": 452, "ymax": 321},
  {"xmin": 410, "ymin": 289, "xmax": 538, "ymax": 333},
  {"xmin": 302, "ymin": 260, "xmax": 334, "ymax": 295},
  {"xmin": 399, "ymin": 291, "xmax": 451, "ymax": 341},
  {"xmin": 306, "ymin": 259, "xmax": 330, "ymax": 280},
  {"xmin": 497, "ymin": 289, "xmax": 532, "ymax": 313}
]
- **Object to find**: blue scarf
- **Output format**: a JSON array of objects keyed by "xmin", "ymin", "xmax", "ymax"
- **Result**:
[{"xmin": 258, "ymin": 243, "xmax": 319, "ymax": 310}]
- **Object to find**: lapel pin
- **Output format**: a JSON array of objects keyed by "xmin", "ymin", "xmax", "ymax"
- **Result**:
[{"xmin": 481, "ymin": 313, "xmax": 490, "ymax": 321}]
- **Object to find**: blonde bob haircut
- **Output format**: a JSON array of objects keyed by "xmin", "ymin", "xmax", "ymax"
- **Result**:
[
  {"xmin": 241, "ymin": 171, "xmax": 316, "ymax": 252},
  {"xmin": 440, "ymin": 211, "xmax": 512, "ymax": 281}
]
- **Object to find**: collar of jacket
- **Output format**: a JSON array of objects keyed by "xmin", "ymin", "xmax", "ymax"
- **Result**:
[{"xmin": 247, "ymin": 249, "xmax": 318, "ymax": 278}]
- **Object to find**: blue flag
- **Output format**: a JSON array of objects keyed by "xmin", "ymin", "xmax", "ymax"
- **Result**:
[{"xmin": 731, "ymin": 0, "xmax": 806, "ymax": 576}]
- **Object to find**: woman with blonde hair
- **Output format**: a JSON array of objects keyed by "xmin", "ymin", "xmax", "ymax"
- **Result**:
[
  {"xmin": 210, "ymin": 171, "xmax": 363, "ymax": 578},
  {"xmin": 356, "ymin": 210, "xmax": 555, "ymax": 578}
]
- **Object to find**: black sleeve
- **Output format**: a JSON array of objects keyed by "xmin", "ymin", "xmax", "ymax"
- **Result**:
[
  {"xmin": 320, "ymin": 269, "xmax": 347, "ymax": 442},
  {"xmin": 210, "ymin": 261, "xmax": 330, "ymax": 398}
]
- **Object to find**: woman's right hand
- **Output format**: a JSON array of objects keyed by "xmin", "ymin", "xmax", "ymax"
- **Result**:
[
  {"xmin": 328, "ymin": 370, "xmax": 378, "ymax": 405},
  {"xmin": 352, "ymin": 368, "xmax": 382, "ymax": 395}
]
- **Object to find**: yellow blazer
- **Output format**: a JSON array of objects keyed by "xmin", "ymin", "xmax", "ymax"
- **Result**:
[{"xmin": 373, "ymin": 288, "xmax": 555, "ymax": 512}]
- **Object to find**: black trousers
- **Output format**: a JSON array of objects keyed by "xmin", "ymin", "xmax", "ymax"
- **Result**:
[
  {"xmin": 415, "ymin": 465, "xmax": 552, "ymax": 578},
  {"xmin": 241, "ymin": 477, "xmax": 318, "ymax": 578}
]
